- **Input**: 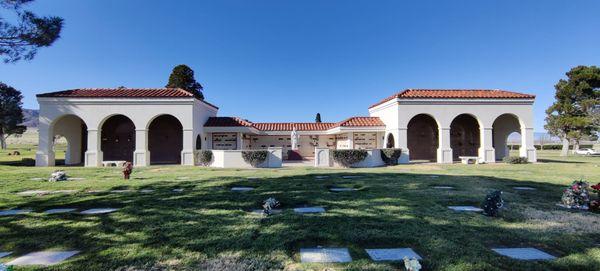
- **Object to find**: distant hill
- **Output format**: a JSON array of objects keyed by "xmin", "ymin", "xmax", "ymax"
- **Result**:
[{"xmin": 21, "ymin": 109, "xmax": 39, "ymax": 127}]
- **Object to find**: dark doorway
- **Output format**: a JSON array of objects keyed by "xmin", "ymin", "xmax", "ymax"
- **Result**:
[
  {"xmin": 101, "ymin": 115, "xmax": 135, "ymax": 162},
  {"xmin": 149, "ymin": 115, "xmax": 183, "ymax": 164},
  {"xmin": 450, "ymin": 114, "xmax": 480, "ymax": 160},
  {"xmin": 408, "ymin": 114, "xmax": 438, "ymax": 161},
  {"xmin": 386, "ymin": 133, "xmax": 395, "ymax": 148},
  {"xmin": 196, "ymin": 134, "xmax": 202, "ymax": 150}
]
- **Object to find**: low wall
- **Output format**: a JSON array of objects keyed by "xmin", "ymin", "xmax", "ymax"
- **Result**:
[
  {"xmin": 315, "ymin": 148, "xmax": 400, "ymax": 168},
  {"xmin": 209, "ymin": 147, "xmax": 282, "ymax": 168}
]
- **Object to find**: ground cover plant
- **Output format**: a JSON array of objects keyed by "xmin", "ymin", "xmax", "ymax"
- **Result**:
[{"xmin": 0, "ymin": 147, "xmax": 599, "ymax": 270}]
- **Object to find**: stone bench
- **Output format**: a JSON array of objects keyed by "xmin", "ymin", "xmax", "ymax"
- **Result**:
[
  {"xmin": 458, "ymin": 156, "xmax": 481, "ymax": 164},
  {"xmin": 102, "ymin": 160, "xmax": 126, "ymax": 167}
]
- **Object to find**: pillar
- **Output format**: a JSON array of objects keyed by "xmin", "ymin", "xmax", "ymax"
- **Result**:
[
  {"xmin": 348, "ymin": 132, "xmax": 354, "ymax": 149},
  {"xmin": 133, "ymin": 129, "xmax": 150, "ymax": 167},
  {"xmin": 236, "ymin": 132, "xmax": 243, "ymax": 150},
  {"xmin": 437, "ymin": 127, "xmax": 453, "ymax": 163},
  {"xmin": 84, "ymin": 129, "xmax": 102, "ymax": 167},
  {"xmin": 520, "ymin": 127, "xmax": 537, "ymax": 162},
  {"xmin": 181, "ymin": 128, "xmax": 194, "ymax": 165},
  {"xmin": 35, "ymin": 123, "xmax": 55, "ymax": 166},
  {"xmin": 479, "ymin": 127, "xmax": 495, "ymax": 163}
]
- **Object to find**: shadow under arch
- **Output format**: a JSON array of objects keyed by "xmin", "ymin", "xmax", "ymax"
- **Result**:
[
  {"xmin": 50, "ymin": 114, "xmax": 88, "ymax": 165},
  {"xmin": 450, "ymin": 113, "xmax": 480, "ymax": 160},
  {"xmin": 492, "ymin": 113, "xmax": 522, "ymax": 160},
  {"xmin": 407, "ymin": 113, "xmax": 439, "ymax": 162},
  {"xmin": 148, "ymin": 114, "xmax": 183, "ymax": 164},
  {"xmin": 100, "ymin": 114, "xmax": 136, "ymax": 162}
]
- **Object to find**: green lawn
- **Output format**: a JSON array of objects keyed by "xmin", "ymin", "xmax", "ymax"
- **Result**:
[{"xmin": 0, "ymin": 146, "xmax": 599, "ymax": 271}]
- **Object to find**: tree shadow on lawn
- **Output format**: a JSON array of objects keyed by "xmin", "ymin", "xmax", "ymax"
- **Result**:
[
  {"xmin": 0, "ymin": 173, "xmax": 599, "ymax": 270},
  {"xmin": 536, "ymin": 158, "xmax": 586, "ymax": 164}
]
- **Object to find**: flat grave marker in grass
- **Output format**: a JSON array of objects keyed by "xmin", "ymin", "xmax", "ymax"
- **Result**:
[
  {"xmin": 342, "ymin": 176, "xmax": 361, "ymax": 179},
  {"xmin": 365, "ymin": 248, "xmax": 422, "ymax": 261},
  {"xmin": 231, "ymin": 186, "xmax": 255, "ymax": 192},
  {"xmin": 329, "ymin": 187, "xmax": 357, "ymax": 192},
  {"xmin": 111, "ymin": 189, "xmax": 135, "ymax": 193},
  {"xmin": 294, "ymin": 207, "xmax": 326, "ymax": 213},
  {"xmin": 80, "ymin": 208, "xmax": 119, "ymax": 215},
  {"xmin": 6, "ymin": 251, "xmax": 79, "ymax": 266},
  {"xmin": 315, "ymin": 176, "xmax": 330, "ymax": 179},
  {"xmin": 139, "ymin": 189, "xmax": 154, "ymax": 193},
  {"xmin": 0, "ymin": 252, "xmax": 11, "ymax": 258},
  {"xmin": 251, "ymin": 209, "xmax": 283, "ymax": 215},
  {"xmin": 67, "ymin": 177, "xmax": 85, "ymax": 181},
  {"xmin": 44, "ymin": 208, "xmax": 77, "ymax": 214},
  {"xmin": 176, "ymin": 177, "xmax": 190, "ymax": 180},
  {"xmin": 432, "ymin": 186, "xmax": 454, "ymax": 189},
  {"xmin": 172, "ymin": 188, "xmax": 184, "ymax": 192},
  {"xmin": 17, "ymin": 190, "xmax": 49, "ymax": 196},
  {"xmin": 491, "ymin": 248, "xmax": 556, "ymax": 260},
  {"xmin": 300, "ymin": 248, "xmax": 352, "ymax": 263},
  {"xmin": 0, "ymin": 209, "xmax": 32, "ymax": 216},
  {"xmin": 448, "ymin": 206, "xmax": 483, "ymax": 212},
  {"xmin": 513, "ymin": 186, "xmax": 537, "ymax": 191}
]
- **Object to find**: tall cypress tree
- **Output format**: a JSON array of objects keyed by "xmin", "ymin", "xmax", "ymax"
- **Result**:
[
  {"xmin": 166, "ymin": 64, "xmax": 204, "ymax": 100},
  {"xmin": 315, "ymin": 113, "xmax": 322, "ymax": 123}
]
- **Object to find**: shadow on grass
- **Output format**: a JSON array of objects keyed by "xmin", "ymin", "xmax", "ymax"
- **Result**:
[
  {"xmin": 0, "ymin": 172, "xmax": 599, "ymax": 270},
  {"xmin": 536, "ymin": 158, "xmax": 586, "ymax": 164}
]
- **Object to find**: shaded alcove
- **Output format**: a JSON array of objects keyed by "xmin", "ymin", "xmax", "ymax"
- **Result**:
[
  {"xmin": 101, "ymin": 115, "xmax": 135, "ymax": 162},
  {"xmin": 407, "ymin": 114, "xmax": 439, "ymax": 161},
  {"xmin": 51, "ymin": 115, "xmax": 87, "ymax": 165},
  {"xmin": 492, "ymin": 114, "xmax": 522, "ymax": 160},
  {"xmin": 148, "ymin": 115, "xmax": 183, "ymax": 164},
  {"xmin": 450, "ymin": 114, "xmax": 480, "ymax": 160}
]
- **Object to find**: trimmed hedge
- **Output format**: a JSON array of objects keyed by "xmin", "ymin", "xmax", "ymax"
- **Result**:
[
  {"xmin": 331, "ymin": 149, "xmax": 368, "ymax": 167},
  {"xmin": 242, "ymin": 150, "xmax": 268, "ymax": 167},
  {"xmin": 380, "ymin": 148, "xmax": 402, "ymax": 166},
  {"xmin": 196, "ymin": 150, "xmax": 213, "ymax": 166},
  {"xmin": 502, "ymin": 156, "xmax": 528, "ymax": 164}
]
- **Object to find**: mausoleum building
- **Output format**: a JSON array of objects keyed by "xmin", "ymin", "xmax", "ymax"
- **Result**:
[{"xmin": 35, "ymin": 87, "xmax": 536, "ymax": 167}]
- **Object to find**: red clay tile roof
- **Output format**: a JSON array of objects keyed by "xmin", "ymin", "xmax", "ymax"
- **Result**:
[
  {"xmin": 369, "ymin": 89, "xmax": 536, "ymax": 109},
  {"xmin": 204, "ymin": 116, "xmax": 384, "ymax": 131},
  {"xmin": 204, "ymin": 117, "xmax": 253, "ymax": 127},
  {"xmin": 336, "ymin": 117, "xmax": 385, "ymax": 127},
  {"xmin": 37, "ymin": 88, "xmax": 218, "ymax": 108}
]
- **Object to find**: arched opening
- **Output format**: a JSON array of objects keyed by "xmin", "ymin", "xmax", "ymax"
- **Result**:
[
  {"xmin": 386, "ymin": 133, "xmax": 395, "ymax": 148},
  {"xmin": 450, "ymin": 114, "xmax": 480, "ymax": 160},
  {"xmin": 195, "ymin": 134, "xmax": 202, "ymax": 150},
  {"xmin": 148, "ymin": 115, "xmax": 183, "ymax": 164},
  {"xmin": 407, "ymin": 114, "xmax": 439, "ymax": 161},
  {"xmin": 492, "ymin": 114, "xmax": 522, "ymax": 161},
  {"xmin": 51, "ymin": 115, "xmax": 87, "ymax": 165},
  {"xmin": 101, "ymin": 115, "xmax": 135, "ymax": 162}
]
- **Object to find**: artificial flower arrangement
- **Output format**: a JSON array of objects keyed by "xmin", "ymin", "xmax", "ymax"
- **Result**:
[
  {"xmin": 590, "ymin": 183, "xmax": 600, "ymax": 212},
  {"xmin": 403, "ymin": 257, "xmax": 421, "ymax": 271},
  {"xmin": 482, "ymin": 190, "xmax": 504, "ymax": 217},
  {"xmin": 560, "ymin": 180, "xmax": 590, "ymax": 210},
  {"xmin": 48, "ymin": 170, "xmax": 68, "ymax": 182},
  {"xmin": 0, "ymin": 263, "xmax": 14, "ymax": 271},
  {"xmin": 262, "ymin": 197, "xmax": 280, "ymax": 216}
]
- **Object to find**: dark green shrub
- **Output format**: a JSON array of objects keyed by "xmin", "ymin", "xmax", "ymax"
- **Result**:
[
  {"xmin": 331, "ymin": 149, "xmax": 368, "ymax": 167},
  {"xmin": 196, "ymin": 150, "xmax": 213, "ymax": 166},
  {"xmin": 242, "ymin": 150, "xmax": 268, "ymax": 167},
  {"xmin": 502, "ymin": 156, "xmax": 528, "ymax": 164},
  {"xmin": 380, "ymin": 148, "xmax": 402, "ymax": 166}
]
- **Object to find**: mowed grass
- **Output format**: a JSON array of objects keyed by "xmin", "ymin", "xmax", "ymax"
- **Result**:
[{"xmin": 0, "ymin": 146, "xmax": 599, "ymax": 271}]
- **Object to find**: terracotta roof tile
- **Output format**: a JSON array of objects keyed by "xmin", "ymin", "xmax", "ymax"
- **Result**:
[
  {"xmin": 369, "ymin": 89, "xmax": 536, "ymax": 109},
  {"xmin": 204, "ymin": 117, "xmax": 384, "ymax": 131},
  {"xmin": 37, "ymin": 88, "xmax": 219, "ymax": 108}
]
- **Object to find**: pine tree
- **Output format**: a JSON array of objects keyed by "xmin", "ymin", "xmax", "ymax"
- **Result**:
[
  {"xmin": 0, "ymin": 82, "xmax": 26, "ymax": 149},
  {"xmin": 315, "ymin": 113, "xmax": 322, "ymax": 123},
  {"xmin": 165, "ymin": 64, "xmax": 204, "ymax": 100}
]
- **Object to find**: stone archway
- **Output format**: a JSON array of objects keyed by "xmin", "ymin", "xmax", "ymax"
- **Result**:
[
  {"xmin": 51, "ymin": 115, "xmax": 87, "ymax": 165},
  {"xmin": 492, "ymin": 114, "xmax": 522, "ymax": 160},
  {"xmin": 386, "ymin": 133, "xmax": 395, "ymax": 148},
  {"xmin": 101, "ymin": 115, "xmax": 135, "ymax": 162},
  {"xmin": 148, "ymin": 115, "xmax": 183, "ymax": 164},
  {"xmin": 450, "ymin": 114, "xmax": 480, "ymax": 160},
  {"xmin": 407, "ymin": 114, "xmax": 439, "ymax": 161}
]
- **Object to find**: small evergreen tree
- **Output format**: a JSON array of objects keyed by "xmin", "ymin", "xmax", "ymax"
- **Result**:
[
  {"xmin": 165, "ymin": 64, "xmax": 204, "ymax": 100},
  {"xmin": 0, "ymin": 82, "xmax": 26, "ymax": 149},
  {"xmin": 315, "ymin": 113, "xmax": 322, "ymax": 123},
  {"xmin": 545, "ymin": 66, "xmax": 600, "ymax": 156}
]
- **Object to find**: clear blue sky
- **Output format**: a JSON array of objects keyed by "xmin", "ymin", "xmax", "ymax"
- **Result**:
[{"xmin": 1, "ymin": 0, "xmax": 599, "ymax": 132}]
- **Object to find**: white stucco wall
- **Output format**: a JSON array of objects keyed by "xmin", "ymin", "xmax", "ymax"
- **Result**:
[
  {"xmin": 36, "ymin": 97, "xmax": 217, "ymax": 167},
  {"xmin": 369, "ymin": 98, "xmax": 537, "ymax": 163}
]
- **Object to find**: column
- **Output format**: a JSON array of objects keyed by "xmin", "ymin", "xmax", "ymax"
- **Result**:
[
  {"xmin": 84, "ymin": 129, "xmax": 102, "ymax": 167},
  {"xmin": 396, "ymin": 128, "xmax": 409, "ymax": 163},
  {"xmin": 348, "ymin": 132, "xmax": 354, "ymax": 149},
  {"xmin": 236, "ymin": 132, "xmax": 243, "ymax": 150},
  {"xmin": 133, "ymin": 129, "xmax": 150, "ymax": 167},
  {"xmin": 478, "ymin": 127, "xmax": 495, "ymax": 163},
  {"xmin": 35, "ymin": 123, "xmax": 55, "ymax": 166},
  {"xmin": 181, "ymin": 128, "xmax": 194, "ymax": 165},
  {"xmin": 437, "ymin": 127, "xmax": 453, "ymax": 163},
  {"xmin": 520, "ymin": 127, "xmax": 537, "ymax": 162}
]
